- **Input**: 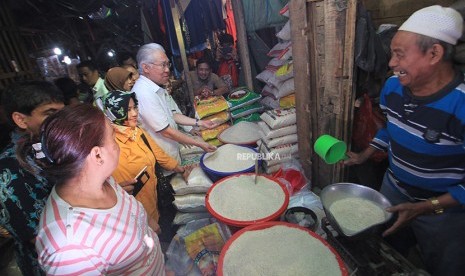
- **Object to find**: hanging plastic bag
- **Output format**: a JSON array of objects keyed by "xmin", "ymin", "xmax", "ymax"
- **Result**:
[{"xmin": 352, "ymin": 94, "xmax": 387, "ymax": 162}]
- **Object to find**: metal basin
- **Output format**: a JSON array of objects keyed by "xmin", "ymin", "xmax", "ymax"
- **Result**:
[{"xmin": 320, "ymin": 183, "xmax": 393, "ymax": 238}]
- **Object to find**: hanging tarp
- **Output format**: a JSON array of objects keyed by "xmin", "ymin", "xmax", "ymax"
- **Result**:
[
  {"xmin": 162, "ymin": 0, "xmax": 225, "ymax": 55},
  {"xmin": 241, "ymin": 0, "xmax": 287, "ymax": 32}
]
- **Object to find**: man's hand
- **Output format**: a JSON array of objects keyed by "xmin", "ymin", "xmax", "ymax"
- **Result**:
[
  {"xmin": 200, "ymin": 120, "xmax": 218, "ymax": 129},
  {"xmin": 382, "ymin": 200, "xmax": 431, "ymax": 236},
  {"xmin": 189, "ymin": 128, "xmax": 201, "ymax": 136},
  {"xmin": 200, "ymin": 86, "xmax": 214, "ymax": 99},
  {"xmin": 343, "ymin": 151, "xmax": 367, "ymax": 166},
  {"xmin": 199, "ymin": 141, "xmax": 217, "ymax": 152},
  {"xmin": 119, "ymin": 179, "xmax": 137, "ymax": 194}
]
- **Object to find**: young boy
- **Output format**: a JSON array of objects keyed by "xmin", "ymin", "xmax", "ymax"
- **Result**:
[{"xmin": 0, "ymin": 81, "xmax": 64, "ymax": 275}]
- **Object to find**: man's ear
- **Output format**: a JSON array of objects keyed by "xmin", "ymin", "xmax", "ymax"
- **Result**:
[
  {"xmin": 430, "ymin": 44, "xmax": 444, "ymax": 64},
  {"xmin": 11, "ymin": 111, "xmax": 28, "ymax": 130}
]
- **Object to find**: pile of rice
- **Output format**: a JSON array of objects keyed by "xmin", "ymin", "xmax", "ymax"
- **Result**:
[
  {"xmin": 329, "ymin": 197, "xmax": 386, "ymax": 235},
  {"xmin": 218, "ymin": 121, "xmax": 263, "ymax": 144},
  {"xmin": 208, "ymin": 175, "xmax": 285, "ymax": 221},
  {"xmin": 222, "ymin": 224, "xmax": 343, "ymax": 276},
  {"xmin": 203, "ymin": 144, "xmax": 256, "ymax": 173}
]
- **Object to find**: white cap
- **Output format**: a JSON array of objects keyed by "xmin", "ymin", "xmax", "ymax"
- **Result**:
[{"xmin": 399, "ymin": 5, "xmax": 463, "ymax": 45}]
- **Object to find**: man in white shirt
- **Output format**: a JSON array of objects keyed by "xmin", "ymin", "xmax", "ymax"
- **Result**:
[
  {"xmin": 77, "ymin": 60, "xmax": 108, "ymax": 102},
  {"xmin": 132, "ymin": 43, "xmax": 217, "ymax": 176}
]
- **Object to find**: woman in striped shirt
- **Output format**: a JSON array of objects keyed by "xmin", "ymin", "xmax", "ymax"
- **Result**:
[{"xmin": 27, "ymin": 104, "xmax": 165, "ymax": 275}]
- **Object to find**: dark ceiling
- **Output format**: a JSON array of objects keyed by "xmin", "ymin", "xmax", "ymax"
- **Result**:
[{"xmin": 7, "ymin": 0, "xmax": 160, "ymax": 65}]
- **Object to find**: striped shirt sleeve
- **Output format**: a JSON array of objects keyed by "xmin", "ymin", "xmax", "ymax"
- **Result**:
[{"xmin": 37, "ymin": 243, "xmax": 107, "ymax": 275}]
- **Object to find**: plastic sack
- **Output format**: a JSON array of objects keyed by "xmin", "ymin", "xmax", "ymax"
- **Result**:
[
  {"xmin": 200, "ymin": 123, "xmax": 230, "ymax": 141},
  {"xmin": 258, "ymin": 121, "xmax": 297, "ymax": 139},
  {"xmin": 262, "ymin": 133, "xmax": 298, "ymax": 148},
  {"xmin": 268, "ymin": 41, "xmax": 292, "ymax": 58},
  {"xmin": 171, "ymin": 167, "xmax": 213, "ymax": 196},
  {"xmin": 272, "ymin": 159, "xmax": 310, "ymax": 194},
  {"xmin": 202, "ymin": 111, "xmax": 230, "ymax": 125},
  {"xmin": 165, "ymin": 218, "xmax": 232, "ymax": 276},
  {"xmin": 207, "ymin": 138, "xmax": 223, "ymax": 147},
  {"xmin": 351, "ymin": 94, "xmax": 387, "ymax": 162},
  {"xmin": 230, "ymin": 102, "xmax": 264, "ymax": 119},
  {"xmin": 275, "ymin": 62, "xmax": 293, "ymax": 82},
  {"xmin": 173, "ymin": 211, "xmax": 213, "ymax": 225},
  {"xmin": 276, "ymin": 20, "xmax": 291, "ymax": 40},
  {"xmin": 262, "ymin": 78, "xmax": 295, "ymax": 99},
  {"xmin": 226, "ymin": 87, "xmax": 262, "ymax": 111},
  {"xmin": 279, "ymin": 94, "xmax": 295, "ymax": 109},
  {"xmin": 194, "ymin": 96, "xmax": 229, "ymax": 119},
  {"xmin": 181, "ymin": 153, "xmax": 203, "ymax": 167},
  {"xmin": 260, "ymin": 96, "xmax": 280, "ymax": 109},
  {"xmin": 180, "ymin": 143, "xmax": 204, "ymax": 157},
  {"xmin": 233, "ymin": 113, "xmax": 262, "ymax": 124},
  {"xmin": 260, "ymin": 107, "xmax": 297, "ymax": 129},
  {"xmin": 173, "ymin": 194, "xmax": 207, "ymax": 212}
]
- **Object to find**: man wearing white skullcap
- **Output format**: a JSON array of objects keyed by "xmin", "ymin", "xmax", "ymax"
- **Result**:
[{"xmin": 345, "ymin": 5, "xmax": 465, "ymax": 275}]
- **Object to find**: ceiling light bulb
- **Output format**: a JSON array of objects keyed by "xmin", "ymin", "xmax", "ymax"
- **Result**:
[{"xmin": 63, "ymin": 56, "xmax": 71, "ymax": 65}]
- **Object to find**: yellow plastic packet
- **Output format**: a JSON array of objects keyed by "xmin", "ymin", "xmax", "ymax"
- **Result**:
[
  {"xmin": 202, "ymin": 111, "xmax": 230, "ymax": 125},
  {"xmin": 201, "ymin": 123, "xmax": 230, "ymax": 141},
  {"xmin": 280, "ymin": 94, "xmax": 296, "ymax": 108},
  {"xmin": 184, "ymin": 223, "xmax": 226, "ymax": 275},
  {"xmin": 194, "ymin": 96, "xmax": 229, "ymax": 119}
]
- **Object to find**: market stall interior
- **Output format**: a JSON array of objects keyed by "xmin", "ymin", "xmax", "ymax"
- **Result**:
[{"xmin": 1, "ymin": 0, "xmax": 464, "ymax": 275}]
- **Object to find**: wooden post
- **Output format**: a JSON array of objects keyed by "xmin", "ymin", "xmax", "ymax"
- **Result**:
[
  {"xmin": 289, "ymin": 0, "xmax": 314, "ymax": 181},
  {"xmin": 290, "ymin": 0, "xmax": 357, "ymax": 188},
  {"xmin": 170, "ymin": 0, "xmax": 194, "ymax": 105},
  {"xmin": 231, "ymin": 0, "xmax": 253, "ymax": 91}
]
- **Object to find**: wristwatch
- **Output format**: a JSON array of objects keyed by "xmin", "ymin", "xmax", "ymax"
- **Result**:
[
  {"xmin": 195, "ymin": 118, "xmax": 199, "ymax": 127},
  {"xmin": 429, "ymin": 197, "xmax": 444, "ymax": 215}
]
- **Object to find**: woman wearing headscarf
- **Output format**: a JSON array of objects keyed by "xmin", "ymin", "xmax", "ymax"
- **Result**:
[
  {"xmin": 102, "ymin": 90, "xmax": 186, "ymax": 230},
  {"xmin": 105, "ymin": 67, "xmax": 135, "ymax": 91}
]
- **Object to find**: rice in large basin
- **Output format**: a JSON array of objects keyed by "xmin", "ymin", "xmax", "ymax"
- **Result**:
[
  {"xmin": 219, "ymin": 222, "xmax": 348, "ymax": 276},
  {"xmin": 206, "ymin": 174, "xmax": 288, "ymax": 225},
  {"xmin": 202, "ymin": 144, "xmax": 256, "ymax": 173}
]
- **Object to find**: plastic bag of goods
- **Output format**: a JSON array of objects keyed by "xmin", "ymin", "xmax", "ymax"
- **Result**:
[
  {"xmin": 226, "ymin": 87, "xmax": 261, "ymax": 111},
  {"xmin": 194, "ymin": 96, "xmax": 229, "ymax": 119},
  {"xmin": 260, "ymin": 107, "xmax": 297, "ymax": 129}
]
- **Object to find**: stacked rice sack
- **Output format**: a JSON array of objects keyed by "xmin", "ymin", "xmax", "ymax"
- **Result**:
[
  {"xmin": 171, "ymin": 166, "xmax": 213, "ymax": 226},
  {"xmin": 256, "ymin": 3, "xmax": 295, "ymax": 110},
  {"xmin": 225, "ymin": 87, "xmax": 264, "ymax": 124},
  {"xmin": 258, "ymin": 107, "xmax": 299, "ymax": 174},
  {"xmin": 194, "ymin": 96, "xmax": 230, "ymax": 147}
]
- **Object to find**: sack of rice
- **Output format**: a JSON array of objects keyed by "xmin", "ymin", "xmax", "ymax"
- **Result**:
[
  {"xmin": 202, "ymin": 111, "xmax": 231, "ymax": 125},
  {"xmin": 170, "ymin": 167, "xmax": 213, "ymax": 195},
  {"xmin": 280, "ymin": 94, "xmax": 295, "ymax": 109},
  {"xmin": 174, "ymin": 194, "xmax": 207, "ymax": 213},
  {"xmin": 226, "ymin": 87, "xmax": 261, "ymax": 111},
  {"xmin": 194, "ymin": 96, "xmax": 229, "ymax": 119},
  {"xmin": 173, "ymin": 211, "xmax": 213, "ymax": 225},
  {"xmin": 180, "ymin": 143, "xmax": 204, "ymax": 157},
  {"xmin": 207, "ymin": 138, "xmax": 223, "ymax": 147},
  {"xmin": 201, "ymin": 123, "xmax": 230, "ymax": 141},
  {"xmin": 258, "ymin": 121, "xmax": 297, "ymax": 139},
  {"xmin": 233, "ymin": 113, "xmax": 261, "ymax": 124},
  {"xmin": 230, "ymin": 102, "xmax": 264, "ymax": 119},
  {"xmin": 262, "ymin": 133, "xmax": 298, "ymax": 148},
  {"xmin": 260, "ymin": 108, "xmax": 296, "ymax": 129}
]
